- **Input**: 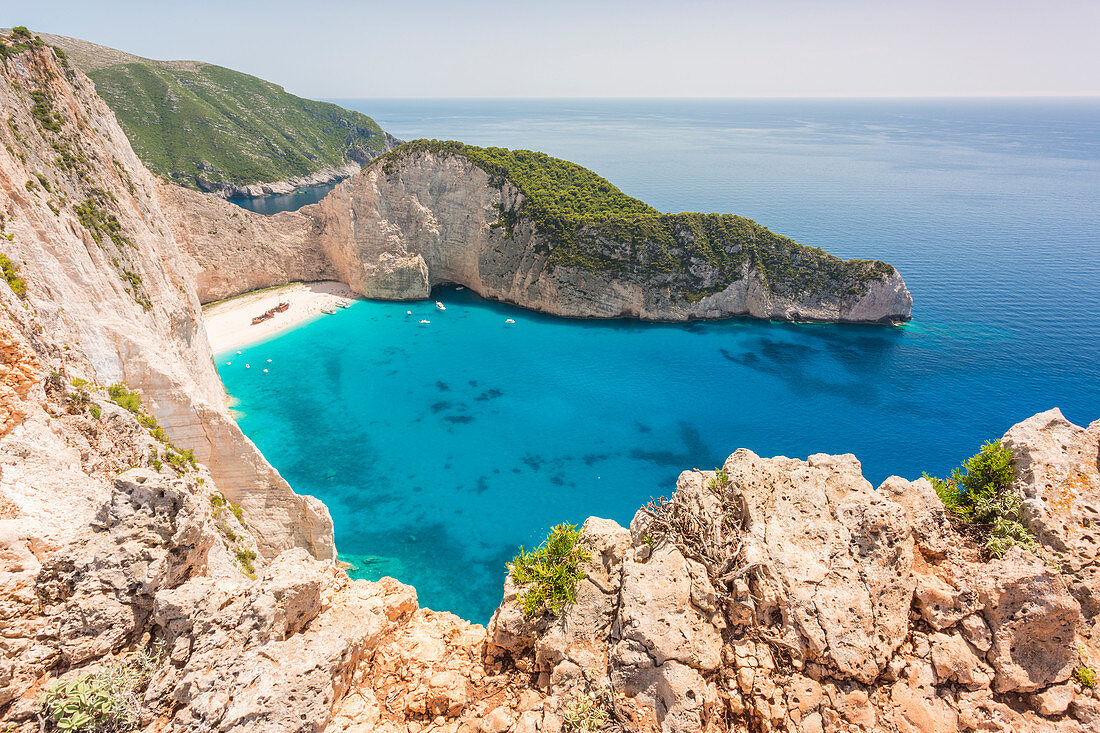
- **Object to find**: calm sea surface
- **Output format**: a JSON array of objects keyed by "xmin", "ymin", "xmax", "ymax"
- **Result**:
[
  {"xmin": 227, "ymin": 182, "xmax": 337, "ymax": 214},
  {"xmin": 218, "ymin": 99, "xmax": 1100, "ymax": 623}
]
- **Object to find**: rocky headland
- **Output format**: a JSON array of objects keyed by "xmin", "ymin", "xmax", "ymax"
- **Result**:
[
  {"xmin": 170, "ymin": 143, "xmax": 913, "ymax": 324},
  {"xmin": 1, "ymin": 34, "xmax": 1094, "ymax": 733}
]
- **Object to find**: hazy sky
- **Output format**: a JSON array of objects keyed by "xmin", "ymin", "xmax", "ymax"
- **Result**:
[{"xmin": 10, "ymin": 0, "xmax": 1100, "ymax": 98}]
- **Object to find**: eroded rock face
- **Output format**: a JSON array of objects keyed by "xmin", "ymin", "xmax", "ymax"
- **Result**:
[{"xmin": 0, "ymin": 42, "xmax": 332, "ymax": 560}]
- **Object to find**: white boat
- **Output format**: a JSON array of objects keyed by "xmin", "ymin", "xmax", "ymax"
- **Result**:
[
  {"xmin": 321, "ymin": 307, "xmax": 336, "ymax": 315},
  {"xmin": 336, "ymin": 300, "xmax": 350, "ymax": 308},
  {"xmin": 456, "ymin": 286, "xmax": 465, "ymax": 291},
  {"xmin": 406, "ymin": 310, "xmax": 412, "ymax": 316},
  {"xmin": 505, "ymin": 318, "xmax": 516, "ymax": 324},
  {"xmin": 435, "ymin": 301, "xmax": 446, "ymax": 311},
  {"xmin": 418, "ymin": 319, "xmax": 431, "ymax": 325}
]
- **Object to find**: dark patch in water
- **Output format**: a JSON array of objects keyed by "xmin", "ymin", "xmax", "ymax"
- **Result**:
[
  {"xmin": 445, "ymin": 415, "xmax": 474, "ymax": 424},
  {"xmin": 718, "ymin": 343, "xmax": 878, "ymax": 405},
  {"xmin": 492, "ymin": 468, "xmax": 500, "ymax": 474},
  {"xmin": 512, "ymin": 468, "xmax": 521, "ymax": 473},
  {"xmin": 436, "ymin": 381, "xmax": 450, "ymax": 391},
  {"xmin": 476, "ymin": 476, "xmax": 490, "ymax": 494},
  {"xmin": 475, "ymin": 388, "xmax": 504, "ymax": 402},
  {"xmin": 550, "ymin": 475, "xmax": 565, "ymax": 486},
  {"xmin": 522, "ymin": 453, "xmax": 544, "ymax": 471},
  {"xmin": 629, "ymin": 422, "xmax": 710, "ymax": 469},
  {"xmin": 468, "ymin": 380, "xmax": 479, "ymax": 387},
  {"xmin": 430, "ymin": 401, "xmax": 452, "ymax": 413},
  {"xmin": 413, "ymin": 486, "xmax": 423, "ymax": 492},
  {"xmin": 583, "ymin": 453, "xmax": 609, "ymax": 466},
  {"xmin": 636, "ymin": 421, "xmax": 652, "ymax": 433}
]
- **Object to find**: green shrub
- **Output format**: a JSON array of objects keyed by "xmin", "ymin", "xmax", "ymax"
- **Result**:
[
  {"xmin": 106, "ymin": 383, "xmax": 143, "ymax": 414},
  {"xmin": 0, "ymin": 253, "xmax": 27, "ymax": 297},
  {"xmin": 926, "ymin": 440, "xmax": 1038, "ymax": 558},
  {"xmin": 235, "ymin": 548, "xmax": 258, "ymax": 579},
  {"xmin": 38, "ymin": 644, "xmax": 164, "ymax": 732},
  {"xmin": 1075, "ymin": 665, "xmax": 1097, "ymax": 688},
  {"xmin": 562, "ymin": 687, "xmax": 613, "ymax": 732},
  {"xmin": 29, "ymin": 89, "xmax": 63, "ymax": 133},
  {"xmin": 707, "ymin": 466, "xmax": 729, "ymax": 490},
  {"xmin": 509, "ymin": 523, "xmax": 590, "ymax": 618},
  {"xmin": 88, "ymin": 403, "xmax": 101, "ymax": 420}
]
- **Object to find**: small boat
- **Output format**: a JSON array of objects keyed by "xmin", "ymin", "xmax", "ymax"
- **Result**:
[
  {"xmin": 273, "ymin": 302, "xmax": 289, "ymax": 313},
  {"xmin": 456, "ymin": 286, "xmax": 465, "ymax": 291},
  {"xmin": 418, "ymin": 319, "xmax": 431, "ymax": 325},
  {"xmin": 245, "ymin": 364, "xmax": 251, "ymax": 369},
  {"xmin": 321, "ymin": 307, "xmax": 337, "ymax": 315},
  {"xmin": 336, "ymin": 300, "xmax": 350, "ymax": 308},
  {"xmin": 505, "ymin": 318, "xmax": 516, "ymax": 324},
  {"xmin": 263, "ymin": 369, "xmax": 269, "ymax": 373},
  {"xmin": 435, "ymin": 301, "xmax": 446, "ymax": 311},
  {"xmin": 251, "ymin": 312, "xmax": 273, "ymax": 325}
]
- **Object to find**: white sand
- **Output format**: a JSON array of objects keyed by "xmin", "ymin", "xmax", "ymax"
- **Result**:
[{"xmin": 202, "ymin": 281, "xmax": 358, "ymax": 353}]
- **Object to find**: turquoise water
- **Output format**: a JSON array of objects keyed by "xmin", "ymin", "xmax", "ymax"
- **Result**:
[
  {"xmin": 219, "ymin": 99, "xmax": 1100, "ymax": 624},
  {"xmin": 227, "ymin": 182, "xmax": 337, "ymax": 214}
]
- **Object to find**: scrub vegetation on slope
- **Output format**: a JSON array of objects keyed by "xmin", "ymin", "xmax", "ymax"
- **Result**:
[{"xmin": 40, "ymin": 32, "xmax": 390, "ymax": 191}]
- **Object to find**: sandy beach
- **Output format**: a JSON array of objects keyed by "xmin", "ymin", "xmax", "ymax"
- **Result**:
[{"xmin": 202, "ymin": 281, "xmax": 358, "ymax": 353}]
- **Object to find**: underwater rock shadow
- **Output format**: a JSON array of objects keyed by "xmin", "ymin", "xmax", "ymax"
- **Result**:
[{"xmin": 719, "ymin": 341, "xmax": 881, "ymax": 406}]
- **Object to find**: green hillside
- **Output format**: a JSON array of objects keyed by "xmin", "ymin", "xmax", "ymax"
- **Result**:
[
  {"xmin": 39, "ymin": 32, "xmax": 392, "ymax": 191},
  {"xmin": 382, "ymin": 141, "xmax": 895, "ymax": 299}
]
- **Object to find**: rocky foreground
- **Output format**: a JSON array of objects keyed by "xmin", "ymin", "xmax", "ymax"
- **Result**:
[
  {"xmin": 2, "ymin": 349, "xmax": 1098, "ymax": 732},
  {"xmin": 0, "ymin": 35, "xmax": 1093, "ymax": 733}
]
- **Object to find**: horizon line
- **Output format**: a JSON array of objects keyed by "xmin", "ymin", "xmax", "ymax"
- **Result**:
[{"xmin": 322, "ymin": 93, "xmax": 1100, "ymax": 101}]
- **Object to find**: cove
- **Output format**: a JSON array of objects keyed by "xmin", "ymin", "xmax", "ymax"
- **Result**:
[
  {"xmin": 217, "ymin": 286, "xmax": 1088, "ymax": 624},
  {"xmin": 218, "ymin": 99, "xmax": 1100, "ymax": 624}
]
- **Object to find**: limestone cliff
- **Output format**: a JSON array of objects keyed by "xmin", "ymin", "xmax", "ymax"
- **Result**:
[
  {"xmin": 169, "ymin": 148, "xmax": 912, "ymax": 324},
  {"xmin": 0, "ymin": 34, "xmax": 331, "ymax": 560}
]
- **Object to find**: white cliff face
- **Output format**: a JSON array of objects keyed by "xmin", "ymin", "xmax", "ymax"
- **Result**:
[{"xmin": 0, "ymin": 43, "xmax": 331, "ymax": 560}]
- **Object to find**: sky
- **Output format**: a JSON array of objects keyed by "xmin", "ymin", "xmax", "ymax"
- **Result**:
[{"xmin": 7, "ymin": 0, "xmax": 1099, "ymax": 98}]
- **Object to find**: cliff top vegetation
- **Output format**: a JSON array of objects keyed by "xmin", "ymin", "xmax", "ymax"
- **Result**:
[{"xmin": 382, "ymin": 140, "xmax": 896, "ymax": 300}]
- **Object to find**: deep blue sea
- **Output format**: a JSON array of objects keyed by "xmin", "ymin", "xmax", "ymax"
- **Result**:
[{"xmin": 218, "ymin": 99, "xmax": 1100, "ymax": 623}]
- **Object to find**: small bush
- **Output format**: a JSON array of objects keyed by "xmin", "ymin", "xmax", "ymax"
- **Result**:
[
  {"xmin": 509, "ymin": 523, "xmax": 590, "ymax": 618},
  {"xmin": 1075, "ymin": 665, "xmax": 1097, "ymax": 688},
  {"xmin": 89, "ymin": 403, "xmax": 101, "ymax": 420},
  {"xmin": 562, "ymin": 687, "xmax": 613, "ymax": 732},
  {"xmin": 707, "ymin": 466, "xmax": 729, "ymax": 490},
  {"xmin": 235, "ymin": 548, "xmax": 258, "ymax": 579},
  {"xmin": 926, "ymin": 440, "xmax": 1038, "ymax": 558},
  {"xmin": 39, "ymin": 644, "xmax": 164, "ymax": 732},
  {"xmin": 107, "ymin": 383, "xmax": 143, "ymax": 414},
  {"xmin": 0, "ymin": 253, "xmax": 27, "ymax": 297}
]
